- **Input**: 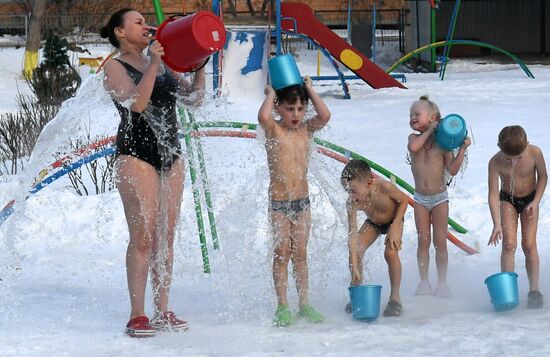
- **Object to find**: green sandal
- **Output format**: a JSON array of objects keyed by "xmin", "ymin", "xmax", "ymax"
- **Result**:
[
  {"xmin": 273, "ymin": 304, "xmax": 293, "ymax": 327},
  {"xmin": 298, "ymin": 304, "xmax": 324, "ymax": 323}
]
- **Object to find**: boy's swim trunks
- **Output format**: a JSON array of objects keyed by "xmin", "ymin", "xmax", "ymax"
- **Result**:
[
  {"xmin": 365, "ymin": 218, "xmax": 392, "ymax": 235},
  {"xmin": 499, "ymin": 190, "xmax": 536, "ymax": 214},
  {"xmin": 269, "ymin": 197, "xmax": 311, "ymax": 220}
]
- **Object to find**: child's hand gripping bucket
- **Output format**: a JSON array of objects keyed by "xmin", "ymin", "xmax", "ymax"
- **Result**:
[
  {"xmin": 484, "ymin": 272, "xmax": 519, "ymax": 311},
  {"xmin": 435, "ymin": 113, "xmax": 467, "ymax": 151},
  {"xmin": 156, "ymin": 11, "xmax": 226, "ymax": 73},
  {"xmin": 268, "ymin": 54, "xmax": 304, "ymax": 90},
  {"xmin": 348, "ymin": 285, "xmax": 382, "ymax": 321}
]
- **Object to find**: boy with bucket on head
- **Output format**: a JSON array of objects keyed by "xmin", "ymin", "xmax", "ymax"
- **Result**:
[
  {"xmin": 258, "ymin": 68, "xmax": 331, "ymax": 327},
  {"xmin": 408, "ymin": 95, "xmax": 471, "ymax": 298},
  {"xmin": 488, "ymin": 125, "xmax": 547, "ymax": 309},
  {"xmin": 341, "ymin": 160, "xmax": 408, "ymax": 317}
]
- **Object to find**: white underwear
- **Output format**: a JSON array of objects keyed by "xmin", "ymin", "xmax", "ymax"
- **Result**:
[{"xmin": 413, "ymin": 190, "xmax": 449, "ymax": 212}]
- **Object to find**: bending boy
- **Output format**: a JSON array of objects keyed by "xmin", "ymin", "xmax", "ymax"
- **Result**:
[
  {"xmin": 488, "ymin": 125, "xmax": 547, "ymax": 309},
  {"xmin": 341, "ymin": 160, "xmax": 408, "ymax": 316}
]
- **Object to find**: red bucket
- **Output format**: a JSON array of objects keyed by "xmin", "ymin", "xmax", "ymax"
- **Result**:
[{"xmin": 156, "ymin": 11, "xmax": 226, "ymax": 73}]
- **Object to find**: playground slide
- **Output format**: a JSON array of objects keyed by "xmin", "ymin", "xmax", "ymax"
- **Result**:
[{"xmin": 281, "ymin": 3, "xmax": 405, "ymax": 89}]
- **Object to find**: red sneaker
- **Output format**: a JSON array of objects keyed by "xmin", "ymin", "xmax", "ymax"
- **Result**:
[
  {"xmin": 150, "ymin": 311, "xmax": 189, "ymax": 331},
  {"xmin": 125, "ymin": 316, "xmax": 156, "ymax": 338}
]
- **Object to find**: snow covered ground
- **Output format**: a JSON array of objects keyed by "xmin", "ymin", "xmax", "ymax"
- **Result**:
[{"xmin": 1, "ymin": 39, "xmax": 550, "ymax": 356}]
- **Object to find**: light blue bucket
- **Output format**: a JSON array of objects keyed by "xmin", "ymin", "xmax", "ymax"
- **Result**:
[
  {"xmin": 268, "ymin": 54, "xmax": 303, "ymax": 90},
  {"xmin": 484, "ymin": 272, "xmax": 519, "ymax": 311},
  {"xmin": 435, "ymin": 113, "xmax": 467, "ymax": 151},
  {"xmin": 348, "ymin": 285, "xmax": 382, "ymax": 321}
]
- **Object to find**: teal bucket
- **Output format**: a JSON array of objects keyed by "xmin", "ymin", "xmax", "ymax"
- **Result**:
[
  {"xmin": 348, "ymin": 285, "xmax": 382, "ymax": 321},
  {"xmin": 484, "ymin": 272, "xmax": 519, "ymax": 311},
  {"xmin": 268, "ymin": 54, "xmax": 303, "ymax": 90},
  {"xmin": 435, "ymin": 114, "xmax": 467, "ymax": 151}
]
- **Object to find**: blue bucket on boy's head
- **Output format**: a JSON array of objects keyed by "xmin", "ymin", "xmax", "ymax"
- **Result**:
[
  {"xmin": 435, "ymin": 113, "xmax": 467, "ymax": 151},
  {"xmin": 484, "ymin": 272, "xmax": 519, "ymax": 311},
  {"xmin": 348, "ymin": 285, "xmax": 382, "ymax": 321},
  {"xmin": 268, "ymin": 54, "xmax": 304, "ymax": 90}
]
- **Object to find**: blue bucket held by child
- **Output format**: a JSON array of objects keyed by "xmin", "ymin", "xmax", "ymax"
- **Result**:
[
  {"xmin": 435, "ymin": 113, "xmax": 467, "ymax": 151},
  {"xmin": 268, "ymin": 54, "xmax": 304, "ymax": 90},
  {"xmin": 348, "ymin": 285, "xmax": 382, "ymax": 321}
]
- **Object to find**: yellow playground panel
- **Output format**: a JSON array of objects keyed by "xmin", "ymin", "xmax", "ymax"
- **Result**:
[{"xmin": 78, "ymin": 57, "xmax": 103, "ymax": 67}]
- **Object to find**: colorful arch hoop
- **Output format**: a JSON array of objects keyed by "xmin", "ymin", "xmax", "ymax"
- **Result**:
[
  {"xmin": 1, "ymin": 123, "xmax": 477, "ymax": 255},
  {"xmin": 387, "ymin": 40, "xmax": 534, "ymax": 79}
]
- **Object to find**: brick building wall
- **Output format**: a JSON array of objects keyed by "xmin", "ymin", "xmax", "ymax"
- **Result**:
[
  {"xmin": 0, "ymin": 0, "xmax": 406, "ymax": 34},
  {"xmin": 152, "ymin": 0, "xmax": 406, "ymax": 13},
  {"xmin": 1, "ymin": 1, "xmax": 405, "ymax": 15},
  {"xmin": 0, "ymin": 3, "xmax": 22, "ymax": 14}
]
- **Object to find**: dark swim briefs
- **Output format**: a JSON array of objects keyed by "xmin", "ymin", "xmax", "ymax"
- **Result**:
[
  {"xmin": 365, "ymin": 217, "xmax": 404, "ymax": 235},
  {"xmin": 365, "ymin": 218, "xmax": 392, "ymax": 235},
  {"xmin": 499, "ymin": 190, "xmax": 536, "ymax": 214},
  {"xmin": 269, "ymin": 197, "xmax": 311, "ymax": 220}
]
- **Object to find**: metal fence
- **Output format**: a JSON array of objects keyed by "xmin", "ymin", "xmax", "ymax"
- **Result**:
[
  {"xmin": 41, "ymin": 13, "xmax": 172, "ymax": 35},
  {"xmin": 42, "ymin": 14, "xmax": 110, "ymax": 35},
  {"xmin": 314, "ymin": 9, "xmax": 407, "ymax": 51},
  {"xmin": 0, "ymin": 15, "xmax": 27, "ymax": 37},
  {"xmin": 314, "ymin": 9, "xmax": 406, "ymax": 29},
  {"xmin": 0, "ymin": 13, "xmax": 196, "ymax": 39}
]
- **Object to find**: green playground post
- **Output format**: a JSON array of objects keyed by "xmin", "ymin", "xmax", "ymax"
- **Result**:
[
  {"xmin": 152, "ymin": 0, "xmax": 165, "ymax": 22},
  {"xmin": 152, "ymin": 0, "xmax": 212, "ymax": 272},
  {"xmin": 179, "ymin": 108, "xmax": 211, "ymax": 273},
  {"xmin": 184, "ymin": 110, "xmax": 220, "ymax": 250},
  {"xmin": 440, "ymin": 0, "xmax": 461, "ymax": 80},
  {"xmin": 430, "ymin": 6, "xmax": 436, "ymax": 72}
]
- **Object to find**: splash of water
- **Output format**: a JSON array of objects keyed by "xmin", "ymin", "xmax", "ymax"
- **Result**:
[
  {"xmin": 509, "ymin": 157, "xmax": 517, "ymax": 195},
  {"xmin": 0, "ymin": 73, "xmax": 118, "ymax": 281}
]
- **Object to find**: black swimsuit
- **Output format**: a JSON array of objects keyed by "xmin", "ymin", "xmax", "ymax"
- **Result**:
[
  {"xmin": 365, "ymin": 218, "xmax": 392, "ymax": 235},
  {"xmin": 499, "ymin": 190, "xmax": 536, "ymax": 214},
  {"xmin": 113, "ymin": 59, "xmax": 182, "ymax": 172},
  {"xmin": 365, "ymin": 217, "xmax": 403, "ymax": 235}
]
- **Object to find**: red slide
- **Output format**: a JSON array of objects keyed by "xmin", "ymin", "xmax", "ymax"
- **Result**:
[{"xmin": 281, "ymin": 3, "xmax": 406, "ymax": 89}]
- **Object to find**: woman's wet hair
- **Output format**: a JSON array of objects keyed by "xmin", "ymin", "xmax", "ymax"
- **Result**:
[
  {"xmin": 498, "ymin": 125, "xmax": 527, "ymax": 156},
  {"xmin": 341, "ymin": 159, "xmax": 372, "ymax": 187},
  {"xmin": 414, "ymin": 95, "xmax": 441, "ymax": 121},
  {"xmin": 276, "ymin": 84, "xmax": 309, "ymax": 104},
  {"xmin": 100, "ymin": 8, "xmax": 134, "ymax": 48}
]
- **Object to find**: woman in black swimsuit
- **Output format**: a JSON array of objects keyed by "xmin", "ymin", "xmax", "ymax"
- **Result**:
[{"xmin": 101, "ymin": 8, "xmax": 205, "ymax": 337}]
